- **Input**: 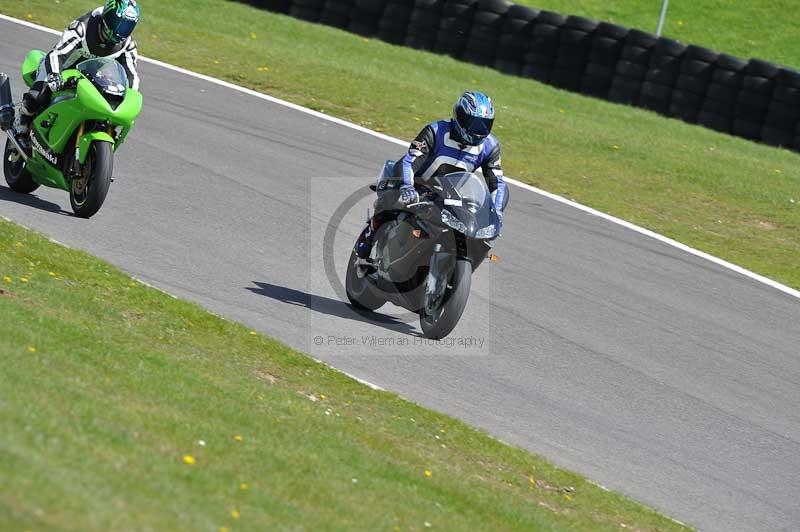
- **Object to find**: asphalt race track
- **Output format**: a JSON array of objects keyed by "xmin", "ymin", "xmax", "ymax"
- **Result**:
[{"xmin": 2, "ymin": 19, "xmax": 799, "ymax": 531}]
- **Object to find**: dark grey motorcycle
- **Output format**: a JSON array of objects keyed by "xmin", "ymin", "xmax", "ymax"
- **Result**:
[{"xmin": 346, "ymin": 164, "xmax": 506, "ymax": 340}]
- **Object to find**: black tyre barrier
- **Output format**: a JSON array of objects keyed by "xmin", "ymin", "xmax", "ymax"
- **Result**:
[
  {"xmin": 669, "ymin": 89, "xmax": 703, "ymax": 122},
  {"xmin": 243, "ymin": 0, "xmax": 291, "ymax": 12},
  {"xmin": 653, "ymin": 37, "xmax": 686, "ymax": 58},
  {"xmin": 289, "ymin": 5, "xmax": 322, "ymax": 22},
  {"xmin": 522, "ymin": 21, "xmax": 561, "ymax": 82},
  {"xmin": 716, "ymin": 53, "xmax": 747, "ymax": 72},
  {"xmin": 589, "ymin": 36, "xmax": 624, "ymax": 65},
  {"xmin": 377, "ymin": 3, "xmax": 412, "ymax": 44},
  {"xmin": 608, "ymin": 76, "xmax": 642, "ymax": 105},
  {"xmin": 494, "ymin": 10, "xmax": 538, "ymax": 74},
  {"xmin": 288, "ymin": 0, "xmax": 324, "ymax": 22},
  {"xmin": 639, "ymin": 80, "xmax": 672, "ymax": 113},
  {"xmin": 795, "ymin": 125, "xmax": 800, "ymax": 150},
  {"xmin": 616, "ymin": 60, "xmax": 648, "ymax": 80},
  {"xmin": 621, "ymin": 45, "xmax": 651, "ymax": 64},
  {"xmin": 521, "ymin": 62, "xmax": 552, "ymax": 83},
  {"xmin": 250, "ymin": 0, "xmax": 800, "ymax": 152},
  {"xmin": 746, "ymin": 58, "xmax": 780, "ymax": 79},
  {"xmin": 477, "ymin": 0, "xmax": 510, "ymax": 14},
  {"xmin": 732, "ymin": 118, "xmax": 763, "ymax": 141},
  {"xmin": 706, "ymin": 83, "xmax": 739, "ymax": 105},
  {"xmin": 764, "ymin": 101, "xmax": 799, "ymax": 130},
  {"xmin": 442, "ymin": 0, "xmax": 477, "ymax": 17},
  {"xmin": 646, "ymin": 54, "xmax": 681, "ymax": 85},
  {"xmin": 551, "ymin": 17, "xmax": 597, "ymax": 90},
  {"xmin": 626, "ymin": 29, "xmax": 659, "ymax": 49},
  {"xmin": 684, "ymin": 44, "xmax": 718, "ymax": 64},
  {"xmin": 405, "ymin": 0, "xmax": 442, "ymax": 51},
  {"xmin": 537, "ymin": 10, "xmax": 566, "ymax": 26},
  {"xmin": 349, "ymin": 0, "xmax": 387, "ymax": 35},
  {"xmin": 321, "ymin": 0, "xmax": 353, "ymax": 29},
  {"xmin": 435, "ymin": 14, "xmax": 473, "ymax": 56},
  {"xmin": 761, "ymin": 125, "xmax": 795, "ymax": 148},
  {"xmin": 462, "ymin": 2, "xmax": 508, "ymax": 65},
  {"xmin": 580, "ymin": 62, "xmax": 615, "ymax": 98},
  {"xmin": 712, "ymin": 68, "xmax": 743, "ymax": 88},
  {"xmin": 774, "ymin": 84, "xmax": 800, "ymax": 107},
  {"xmin": 676, "ymin": 70, "xmax": 711, "ymax": 95},
  {"xmin": 697, "ymin": 110, "xmax": 732, "ymax": 133},
  {"xmin": 700, "ymin": 97, "xmax": 734, "ymax": 119}
]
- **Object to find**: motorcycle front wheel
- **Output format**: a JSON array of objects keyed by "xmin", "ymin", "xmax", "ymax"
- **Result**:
[
  {"xmin": 70, "ymin": 141, "xmax": 112, "ymax": 218},
  {"xmin": 346, "ymin": 249, "xmax": 385, "ymax": 311},
  {"xmin": 419, "ymin": 258, "xmax": 472, "ymax": 340}
]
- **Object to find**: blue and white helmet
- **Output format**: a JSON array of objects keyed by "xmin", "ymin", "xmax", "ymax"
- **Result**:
[{"xmin": 452, "ymin": 91, "xmax": 495, "ymax": 145}]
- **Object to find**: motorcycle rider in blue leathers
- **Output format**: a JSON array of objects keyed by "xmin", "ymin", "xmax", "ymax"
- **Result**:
[{"xmin": 356, "ymin": 91, "xmax": 507, "ymax": 259}]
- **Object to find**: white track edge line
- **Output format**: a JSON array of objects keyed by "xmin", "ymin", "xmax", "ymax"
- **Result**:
[{"xmin": 2, "ymin": 13, "xmax": 798, "ymax": 301}]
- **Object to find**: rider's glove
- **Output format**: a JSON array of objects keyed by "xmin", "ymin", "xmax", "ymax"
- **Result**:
[
  {"xmin": 399, "ymin": 184, "xmax": 419, "ymax": 205},
  {"xmin": 46, "ymin": 73, "xmax": 63, "ymax": 93}
]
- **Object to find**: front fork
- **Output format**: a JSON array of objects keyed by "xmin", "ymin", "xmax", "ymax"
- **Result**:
[
  {"xmin": 69, "ymin": 121, "xmax": 86, "ymax": 180},
  {"xmin": 69, "ymin": 124, "xmax": 116, "ymax": 191},
  {"xmin": 425, "ymin": 243, "xmax": 456, "ymax": 302}
]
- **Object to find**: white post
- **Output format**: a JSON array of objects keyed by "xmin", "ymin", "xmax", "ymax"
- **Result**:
[{"xmin": 656, "ymin": 0, "xmax": 670, "ymax": 36}]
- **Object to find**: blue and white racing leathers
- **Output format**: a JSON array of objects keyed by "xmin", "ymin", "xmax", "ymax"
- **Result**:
[{"xmin": 391, "ymin": 119, "xmax": 506, "ymax": 214}]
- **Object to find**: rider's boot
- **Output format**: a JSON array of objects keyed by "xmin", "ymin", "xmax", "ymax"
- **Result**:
[{"xmin": 12, "ymin": 107, "xmax": 34, "ymax": 154}]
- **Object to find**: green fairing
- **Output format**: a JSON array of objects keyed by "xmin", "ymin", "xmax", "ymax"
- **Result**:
[
  {"xmin": 18, "ymin": 55, "xmax": 142, "ymax": 190},
  {"xmin": 26, "ymin": 149, "xmax": 69, "ymax": 190},
  {"xmin": 21, "ymin": 49, "xmax": 45, "ymax": 88}
]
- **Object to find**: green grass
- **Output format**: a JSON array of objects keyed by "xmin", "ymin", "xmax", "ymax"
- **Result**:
[
  {"xmin": 515, "ymin": 0, "xmax": 800, "ymax": 69},
  {"xmin": 0, "ymin": 220, "xmax": 688, "ymax": 530},
  {"xmin": 1, "ymin": 2, "xmax": 799, "ymax": 290}
]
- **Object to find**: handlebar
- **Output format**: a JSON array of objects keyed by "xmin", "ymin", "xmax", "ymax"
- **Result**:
[{"xmin": 61, "ymin": 77, "xmax": 80, "ymax": 91}]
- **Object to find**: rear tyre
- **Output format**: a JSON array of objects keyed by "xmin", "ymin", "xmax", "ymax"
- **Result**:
[
  {"xmin": 4, "ymin": 137, "xmax": 38, "ymax": 193},
  {"xmin": 420, "ymin": 259, "xmax": 472, "ymax": 340},
  {"xmin": 346, "ymin": 249, "xmax": 385, "ymax": 311},
  {"xmin": 70, "ymin": 141, "xmax": 112, "ymax": 218}
]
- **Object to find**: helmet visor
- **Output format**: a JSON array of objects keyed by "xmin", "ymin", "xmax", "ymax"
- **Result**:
[
  {"xmin": 102, "ymin": 16, "xmax": 137, "ymax": 43},
  {"xmin": 455, "ymin": 106, "xmax": 494, "ymax": 141},
  {"xmin": 465, "ymin": 116, "xmax": 494, "ymax": 138}
]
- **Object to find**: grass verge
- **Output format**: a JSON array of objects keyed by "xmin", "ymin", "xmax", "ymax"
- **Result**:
[
  {"xmin": 515, "ymin": 0, "xmax": 800, "ymax": 69},
  {"xmin": 0, "ymin": 219, "xmax": 688, "ymax": 530},
  {"xmin": 2, "ymin": 1, "xmax": 797, "ymax": 290}
]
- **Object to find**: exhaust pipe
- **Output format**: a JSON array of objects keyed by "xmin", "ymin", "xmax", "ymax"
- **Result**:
[
  {"xmin": 0, "ymin": 73, "xmax": 29, "ymax": 162},
  {"xmin": 0, "ymin": 72, "xmax": 14, "ymax": 131}
]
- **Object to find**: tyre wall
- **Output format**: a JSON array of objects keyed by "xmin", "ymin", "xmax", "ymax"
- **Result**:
[{"xmin": 240, "ymin": 0, "xmax": 800, "ymax": 152}]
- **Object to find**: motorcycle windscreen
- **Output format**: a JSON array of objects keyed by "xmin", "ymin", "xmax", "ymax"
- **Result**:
[
  {"xmin": 438, "ymin": 172, "xmax": 498, "ymax": 238},
  {"xmin": 76, "ymin": 58, "xmax": 129, "ymax": 95}
]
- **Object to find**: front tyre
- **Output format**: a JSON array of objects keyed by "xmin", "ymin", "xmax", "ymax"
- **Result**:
[
  {"xmin": 346, "ymin": 249, "xmax": 385, "ymax": 311},
  {"xmin": 4, "ymin": 137, "xmax": 38, "ymax": 193},
  {"xmin": 70, "ymin": 141, "xmax": 113, "ymax": 218},
  {"xmin": 420, "ymin": 259, "xmax": 472, "ymax": 340}
]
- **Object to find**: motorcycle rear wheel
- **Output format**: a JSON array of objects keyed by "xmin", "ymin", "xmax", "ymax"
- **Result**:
[
  {"xmin": 3, "ymin": 137, "xmax": 38, "ymax": 193},
  {"xmin": 420, "ymin": 259, "xmax": 472, "ymax": 340}
]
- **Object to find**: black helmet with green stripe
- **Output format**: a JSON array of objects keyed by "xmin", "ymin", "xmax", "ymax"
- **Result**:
[{"xmin": 100, "ymin": 0, "xmax": 140, "ymax": 44}]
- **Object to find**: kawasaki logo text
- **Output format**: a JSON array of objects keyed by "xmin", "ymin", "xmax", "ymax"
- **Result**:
[{"xmin": 32, "ymin": 133, "xmax": 58, "ymax": 166}]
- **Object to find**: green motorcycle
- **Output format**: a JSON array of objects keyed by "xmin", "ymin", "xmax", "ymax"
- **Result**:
[{"xmin": 1, "ymin": 50, "xmax": 142, "ymax": 218}]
